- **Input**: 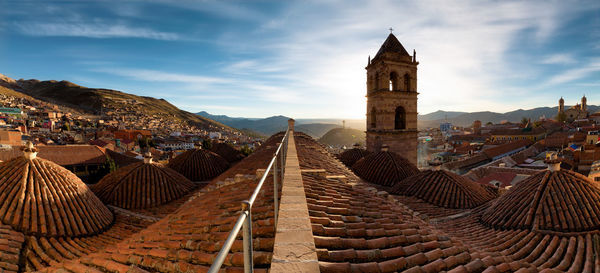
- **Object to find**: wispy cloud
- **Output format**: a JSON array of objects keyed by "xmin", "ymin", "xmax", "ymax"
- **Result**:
[
  {"xmin": 540, "ymin": 54, "xmax": 576, "ymax": 65},
  {"xmin": 16, "ymin": 23, "xmax": 179, "ymax": 40},
  {"xmin": 546, "ymin": 58, "xmax": 600, "ymax": 85},
  {"xmin": 91, "ymin": 68, "xmax": 226, "ymax": 84}
]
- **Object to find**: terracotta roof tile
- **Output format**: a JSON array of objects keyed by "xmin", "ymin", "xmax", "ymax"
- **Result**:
[
  {"xmin": 0, "ymin": 145, "xmax": 108, "ymax": 166},
  {"xmin": 351, "ymin": 151, "xmax": 420, "ymax": 187},
  {"xmin": 37, "ymin": 133, "xmax": 286, "ymax": 273},
  {"xmin": 294, "ymin": 134, "xmax": 474, "ymax": 272},
  {"xmin": 0, "ymin": 154, "xmax": 113, "ymax": 237},
  {"xmin": 92, "ymin": 161, "xmax": 195, "ymax": 209},
  {"xmin": 390, "ymin": 170, "xmax": 497, "ymax": 209},
  {"xmin": 209, "ymin": 142, "xmax": 245, "ymax": 163},
  {"xmin": 167, "ymin": 148, "xmax": 229, "ymax": 181},
  {"xmin": 339, "ymin": 148, "xmax": 371, "ymax": 167},
  {"xmin": 481, "ymin": 169, "xmax": 600, "ymax": 232}
]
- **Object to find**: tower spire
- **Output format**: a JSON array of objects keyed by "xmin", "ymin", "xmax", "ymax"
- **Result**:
[{"xmin": 389, "ymin": 27, "xmax": 393, "ymax": 34}]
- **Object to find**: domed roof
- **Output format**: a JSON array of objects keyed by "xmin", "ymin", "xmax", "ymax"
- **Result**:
[
  {"xmin": 167, "ymin": 149, "xmax": 229, "ymax": 181},
  {"xmin": 351, "ymin": 150, "xmax": 419, "ymax": 187},
  {"xmin": 339, "ymin": 147, "xmax": 371, "ymax": 167},
  {"xmin": 0, "ymin": 143, "xmax": 113, "ymax": 237},
  {"xmin": 209, "ymin": 142, "xmax": 244, "ymax": 163},
  {"xmin": 93, "ymin": 154, "xmax": 195, "ymax": 209},
  {"xmin": 390, "ymin": 170, "xmax": 496, "ymax": 209},
  {"xmin": 481, "ymin": 169, "xmax": 600, "ymax": 232}
]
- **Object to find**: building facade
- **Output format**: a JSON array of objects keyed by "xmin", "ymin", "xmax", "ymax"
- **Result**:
[
  {"xmin": 365, "ymin": 33, "xmax": 419, "ymax": 165},
  {"xmin": 559, "ymin": 96, "xmax": 588, "ymax": 122}
]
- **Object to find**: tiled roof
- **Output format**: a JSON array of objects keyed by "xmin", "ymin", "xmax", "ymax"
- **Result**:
[
  {"xmin": 373, "ymin": 33, "xmax": 410, "ymax": 61},
  {"xmin": 481, "ymin": 169, "xmax": 600, "ymax": 232},
  {"xmin": 390, "ymin": 170, "xmax": 497, "ymax": 209},
  {"xmin": 92, "ymin": 161, "xmax": 195, "ymax": 209},
  {"xmin": 481, "ymin": 139, "xmax": 532, "ymax": 159},
  {"xmin": 339, "ymin": 148, "xmax": 371, "ymax": 167},
  {"xmin": 443, "ymin": 154, "xmax": 488, "ymax": 171},
  {"xmin": 351, "ymin": 151, "xmax": 420, "ymax": 187},
  {"xmin": 294, "ymin": 134, "xmax": 474, "ymax": 272},
  {"xmin": 167, "ymin": 148, "xmax": 229, "ymax": 181},
  {"xmin": 475, "ymin": 172, "xmax": 517, "ymax": 188},
  {"xmin": 0, "ymin": 155, "xmax": 113, "ymax": 237},
  {"xmin": 209, "ymin": 142, "xmax": 245, "ymax": 163},
  {"xmin": 38, "ymin": 133, "xmax": 286, "ymax": 273},
  {"xmin": 0, "ymin": 145, "xmax": 107, "ymax": 166},
  {"xmin": 106, "ymin": 148, "xmax": 141, "ymax": 168}
]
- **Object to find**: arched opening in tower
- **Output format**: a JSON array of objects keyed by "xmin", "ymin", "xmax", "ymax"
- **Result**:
[
  {"xmin": 389, "ymin": 71, "xmax": 399, "ymax": 91},
  {"xmin": 395, "ymin": 106, "xmax": 406, "ymax": 129},
  {"xmin": 404, "ymin": 73, "xmax": 411, "ymax": 91}
]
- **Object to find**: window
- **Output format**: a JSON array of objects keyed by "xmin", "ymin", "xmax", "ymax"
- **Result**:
[
  {"xmin": 375, "ymin": 74, "xmax": 380, "ymax": 90},
  {"xmin": 395, "ymin": 106, "xmax": 406, "ymax": 129},
  {"xmin": 370, "ymin": 107, "xmax": 377, "ymax": 129},
  {"xmin": 404, "ymin": 73, "xmax": 411, "ymax": 91},
  {"xmin": 389, "ymin": 71, "xmax": 399, "ymax": 91}
]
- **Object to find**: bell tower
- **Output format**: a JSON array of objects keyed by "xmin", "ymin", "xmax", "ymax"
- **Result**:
[{"xmin": 365, "ymin": 32, "xmax": 419, "ymax": 165}]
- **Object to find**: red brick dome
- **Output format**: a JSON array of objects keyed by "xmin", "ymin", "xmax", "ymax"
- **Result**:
[
  {"xmin": 481, "ymin": 169, "xmax": 600, "ymax": 232},
  {"xmin": 93, "ymin": 160, "xmax": 195, "ymax": 209},
  {"xmin": 167, "ymin": 149, "xmax": 229, "ymax": 181},
  {"xmin": 351, "ymin": 151, "xmax": 419, "ymax": 187},
  {"xmin": 210, "ymin": 142, "xmax": 244, "ymax": 163},
  {"xmin": 339, "ymin": 148, "xmax": 371, "ymax": 167},
  {"xmin": 0, "ymin": 148, "xmax": 113, "ymax": 237},
  {"xmin": 390, "ymin": 170, "xmax": 496, "ymax": 209}
]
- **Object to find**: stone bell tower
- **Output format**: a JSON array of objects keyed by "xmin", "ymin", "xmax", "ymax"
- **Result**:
[{"xmin": 365, "ymin": 32, "xmax": 419, "ymax": 165}]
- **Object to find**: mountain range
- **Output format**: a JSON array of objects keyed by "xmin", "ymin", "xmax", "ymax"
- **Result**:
[{"xmin": 418, "ymin": 106, "xmax": 600, "ymax": 128}]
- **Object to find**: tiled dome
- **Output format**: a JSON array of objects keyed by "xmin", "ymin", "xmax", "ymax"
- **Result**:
[
  {"xmin": 481, "ymin": 169, "xmax": 600, "ymax": 232},
  {"xmin": 0, "ymin": 143, "xmax": 113, "ymax": 237},
  {"xmin": 390, "ymin": 170, "xmax": 496, "ymax": 209},
  {"xmin": 93, "ymin": 155, "xmax": 195, "ymax": 209},
  {"xmin": 209, "ymin": 142, "xmax": 244, "ymax": 163},
  {"xmin": 167, "ymin": 149, "xmax": 229, "ymax": 181},
  {"xmin": 339, "ymin": 148, "xmax": 371, "ymax": 167},
  {"xmin": 351, "ymin": 150, "xmax": 419, "ymax": 187}
]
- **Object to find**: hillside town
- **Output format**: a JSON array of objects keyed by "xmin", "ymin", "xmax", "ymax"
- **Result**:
[
  {"xmin": 0, "ymin": 77, "xmax": 260, "ymax": 182},
  {"xmin": 413, "ymin": 95, "xmax": 600, "ymax": 186}
]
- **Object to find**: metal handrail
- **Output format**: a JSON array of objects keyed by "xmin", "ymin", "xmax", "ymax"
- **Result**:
[{"xmin": 208, "ymin": 129, "xmax": 290, "ymax": 273}]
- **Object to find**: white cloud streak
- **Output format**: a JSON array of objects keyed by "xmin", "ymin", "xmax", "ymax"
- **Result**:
[{"xmin": 16, "ymin": 23, "xmax": 179, "ymax": 40}]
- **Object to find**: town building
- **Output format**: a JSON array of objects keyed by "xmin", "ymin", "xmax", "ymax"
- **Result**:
[
  {"xmin": 559, "ymin": 95, "xmax": 589, "ymax": 122},
  {"xmin": 365, "ymin": 32, "xmax": 419, "ymax": 165}
]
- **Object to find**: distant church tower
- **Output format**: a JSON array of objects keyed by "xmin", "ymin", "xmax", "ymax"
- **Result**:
[
  {"xmin": 582, "ymin": 95, "xmax": 587, "ymax": 112},
  {"xmin": 558, "ymin": 97, "xmax": 564, "ymax": 114},
  {"xmin": 365, "ymin": 32, "xmax": 419, "ymax": 165}
]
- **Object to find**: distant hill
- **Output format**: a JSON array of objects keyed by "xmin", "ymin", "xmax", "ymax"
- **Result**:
[
  {"xmin": 0, "ymin": 74, "xmax": 229, "ymax": 131},
  {"xmin": 418, "ymin": 106, "xmax": 600, "ymax": 128},
  {"xmin": 319, "ymin": 128, "xmax": 365, "ymax": 147},
  {"xmin": 197, "ymin": 111, "xmax": 362, "ymax": 137}
]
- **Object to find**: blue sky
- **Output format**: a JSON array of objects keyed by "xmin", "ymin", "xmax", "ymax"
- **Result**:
[{"xmin": 0, "ymin": 0, "xmax": 598, "ymax": 119}]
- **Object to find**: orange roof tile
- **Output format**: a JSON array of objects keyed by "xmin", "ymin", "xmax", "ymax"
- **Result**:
[
  {"xmin": 167, "ymin": 148, "xmax": 229, "ymax": 181},
  {"xmin": 92, "ymin": 161, "xmax": 195, "ymax": 209},
  {"xmin": 481, "ymin": 169, "xmax": 600, "ymax": 232},
  {"xmin": 0, "ymin": 154, "xmax": 113, "ymax": 237},
  {"xmin": 351, "ymin": 151, "xmax": 420, "ymax": 187},
  {"xmin": 390, "ymin": 170, "xmax": 497, "ymax": 209},
  {"xmin": 0, "ymin": 145, "xmax": 107, "ymax": 166},
  {"xmin": 293, "ymin": 133, "xmax": 475, "ymax": 272},
  {"xmin": 209, "ymin": 142, "xmax": 245, "ymax": 163},
  {"xmin": 339, "ymin": 148, "xmax": 371, "ymax": 167}
]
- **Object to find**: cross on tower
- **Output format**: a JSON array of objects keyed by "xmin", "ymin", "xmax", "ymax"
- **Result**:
[{"xmin": 389, "ymin": 27, "xmax": 393, "ymax": 33}]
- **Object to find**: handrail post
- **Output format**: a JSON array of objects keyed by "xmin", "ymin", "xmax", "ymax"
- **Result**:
[
  {"xmin": 273, "ymin": 152, "xmax": 279, "ymax": 226},
  {"xmin": 241, "ymin": 201, "xmax": 253, "ymax": 273}
]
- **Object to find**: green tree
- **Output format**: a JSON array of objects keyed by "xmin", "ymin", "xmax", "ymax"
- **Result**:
[
  {"xmin": 202, "ymin": 138, "xmax": 213, "ymax": 149},
  {"xmin": 521, "ymin": 117, "xmax": 529, "ymax": 126},
  {"xmin": 240, "ymin": 145, "xmax": 253, "ymax": 156},
  {"xmin": 486, "ymin": 121, "xmax": 493, "ymax": 126}
]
